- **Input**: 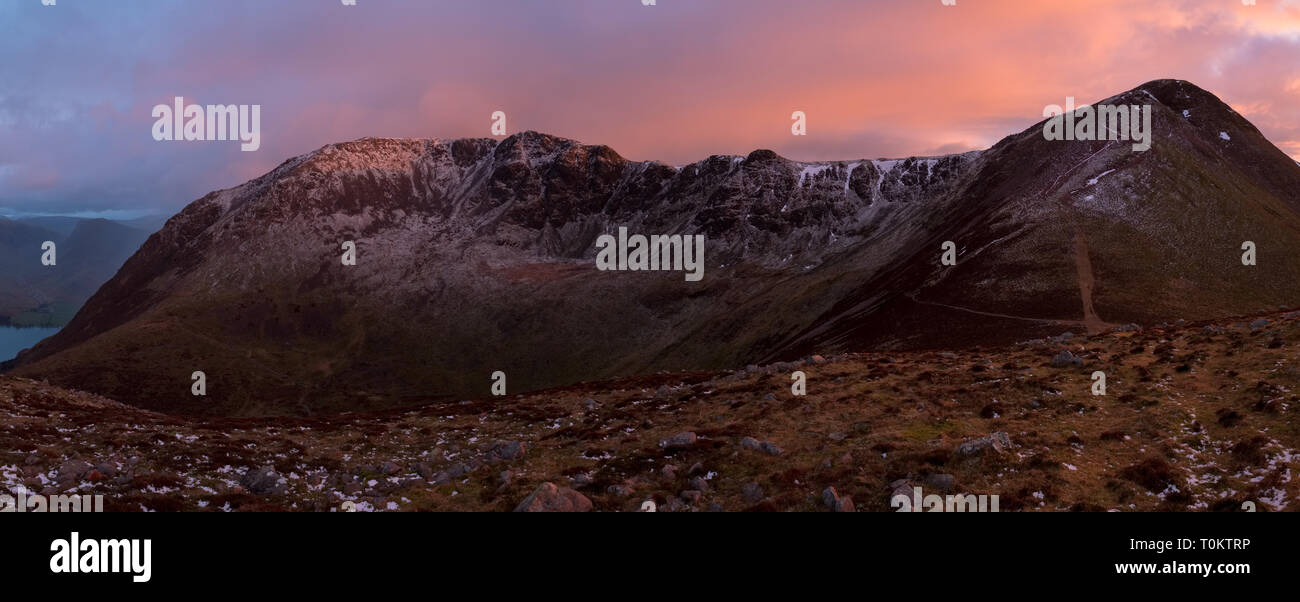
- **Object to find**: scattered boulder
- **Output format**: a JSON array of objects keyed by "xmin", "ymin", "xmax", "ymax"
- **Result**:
[
  {"xmin": 740, "ymin": 436, "xmax": 784, "ymax": 456},
  {"xmin": 922, "ymin": 473, "xmax": 956, "ymax": 492},
  {"xmin": 822, "ymin": 487, "xmax": 856, "ymax": 512},
  {"xmin": 487, "ymin": 441, "xmax": 527, "ymax": 462},
  {"xmin": 1051, "ymin": 350, "xmax": 1083, "ymax": 367},
  {"xmin": 659, "ymin": 432, "xmax": 698, "ymax": 450},
  {"xmin": 742, "ymin": 482, "xmax": 765, "ymax": 504},
  {"xmin": 513, "ymin": 482, "xmax": 593, "ymax": 512},
  {"xmin": 432, "ymin": 463, "xmax": 474, "ymax": 485},
  {"xmin": 55, "ymin": 460, "xmax": 93, "ymax": 484},
  {"xmin": 889, "ymin": 479, "xmax": 914, "ymax": 504},
  {"xmin": 955, "ymin": 432, "xmax": 1013, "ymax": 457},
  {"xmin": 241, "ymin": 465, "xmax": 288, "ymax": 495}
]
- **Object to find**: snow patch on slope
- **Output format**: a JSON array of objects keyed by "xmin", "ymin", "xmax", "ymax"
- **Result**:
[
  {"xmin": 1086, "ymin": 169, "xmax": 1116, "ymax": 187},
  {"xmin": 844, "ymin": 162, "xmax": 862, "ymax": 195}
]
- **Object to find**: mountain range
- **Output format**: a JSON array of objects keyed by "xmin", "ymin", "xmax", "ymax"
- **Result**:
[{"xmin": 7, "ymin": 79, "xmax": 1300, "ymax": 417}]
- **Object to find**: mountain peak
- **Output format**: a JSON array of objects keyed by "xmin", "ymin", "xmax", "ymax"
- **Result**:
[
  {"xmin": 743, "ymin": 149, "xmax": 786, "ymax": 164},
  {"xmin": 1135, "ymin": 78, "xmax": 1218, "ymax": 103}
]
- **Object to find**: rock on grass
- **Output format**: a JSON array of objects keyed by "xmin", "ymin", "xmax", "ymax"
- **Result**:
[
  {"xmin": 241, "ymin": 465, "xmax": 288, "ymax": 495},
  {"xmin": 659, "ymin": 432, "xmax": 698, "ymax": 450},
  {"xmin": 955, "ymin": 432, "xmax": 1012, "ymax": 457},
  {"xmin": 513, "ymin": 482, "xmax": 593, "ymax": 512},
  {"xmin": 740, "ymin": 436, "xmax": 784, "ymax": 456},
  {"xmin": 1050, "ymin": 350, "xmax": 1083, "ymax": 367},
  {"xmin": 822, "ymin": 487, "xmax": 856, "ymax": 512}
]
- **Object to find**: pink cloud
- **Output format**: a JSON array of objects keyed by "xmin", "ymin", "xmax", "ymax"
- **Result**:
[{"xmin": 5, "ymin": 0, "xmax": 1299, "ymax": 216}]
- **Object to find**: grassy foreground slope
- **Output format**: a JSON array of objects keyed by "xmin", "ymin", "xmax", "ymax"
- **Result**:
[{"xmin": 3, "ymin": 307, "xmax": 1297, "ymax": 512}]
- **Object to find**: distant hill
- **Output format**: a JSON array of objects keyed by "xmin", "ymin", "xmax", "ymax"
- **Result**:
[
  {"xmin": 117, "ymin": 214, "xmax": 171, "ymax": 234},
  {"xmin": 0, "ymin": 217, "xmax": 151, "ymax": 325},
  {"xmin": 16, "ymin": 214, "xmax": 170, "ymax": 237},
  {"xmin": 0, "ymin": 219, "xmax": 62, "ymax": 320},
  {"xmin": 12, "ymin": 216, "xmax": 86, "ymax": 238}
]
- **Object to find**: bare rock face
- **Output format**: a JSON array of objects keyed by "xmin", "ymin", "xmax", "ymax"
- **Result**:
[
  {"xmin": 513, "ymin": 482, "xmax": 593, "ymax": 513},
  {"xmin": 10, "ymin": 80, "xmax": 1300, "ymax": 417}
]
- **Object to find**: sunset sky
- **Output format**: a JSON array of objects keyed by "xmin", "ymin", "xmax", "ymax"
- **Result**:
[{"xmin": 1, "ymin": 0, "xmax": 1298, "ymax": 217}]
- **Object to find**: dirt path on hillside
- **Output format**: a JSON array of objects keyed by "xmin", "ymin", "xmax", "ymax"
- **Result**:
[
  {"xmin": 906, "ymin": 224, "xmax": 1117, "ymax": 335},
  {"xmin": 904, "ymin": 293, "xmax": 1094, "ymax": 330},
  {"xmin": 1072, "ymin": 227, "xmax": 1113, "ymax": 334}
]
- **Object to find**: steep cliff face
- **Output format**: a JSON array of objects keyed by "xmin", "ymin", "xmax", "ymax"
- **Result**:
[{"xmin": 11, "ymin": 80, "xmax": 1300, "ymax": 416}]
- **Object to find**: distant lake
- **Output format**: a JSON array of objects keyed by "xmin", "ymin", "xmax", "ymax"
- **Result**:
[{"xmin": 0, "ymin": 326, "xmax": 60, "ymax": 362}]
